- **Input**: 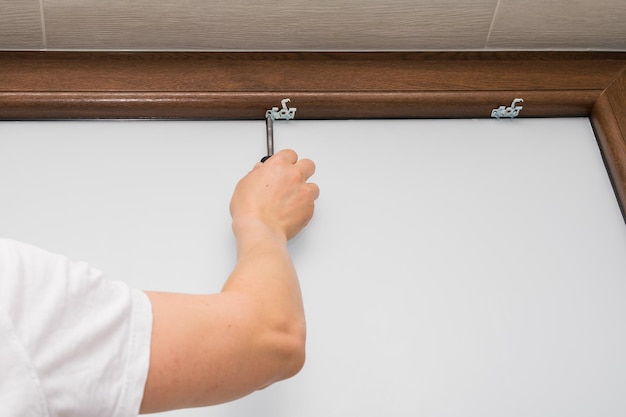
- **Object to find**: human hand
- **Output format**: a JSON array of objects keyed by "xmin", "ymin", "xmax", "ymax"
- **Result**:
[{"xmin": 230, "ymin": 149, "xmax": 319, "ymax": 241}]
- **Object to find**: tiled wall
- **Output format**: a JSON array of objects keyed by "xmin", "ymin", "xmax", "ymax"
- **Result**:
[{"xmin": 1, "ymin": 0, "xmax": 625, "ymax": 51}]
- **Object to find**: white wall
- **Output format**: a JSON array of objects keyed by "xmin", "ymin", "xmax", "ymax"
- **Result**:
[{"xmin": 1, "ymin": 118, "xmax": 626, "ymax": 416}]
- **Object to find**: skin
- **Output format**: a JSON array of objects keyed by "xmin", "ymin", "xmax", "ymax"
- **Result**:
[{"xmin": 139, "ymin": 149, "xmax": 319, "ymax": 413}]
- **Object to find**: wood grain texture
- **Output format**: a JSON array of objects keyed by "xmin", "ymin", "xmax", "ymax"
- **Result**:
[
  {"xmin": 0, "ymin": 91, "xmax": 601, "ymax": 120},
  {"xmin": 488, "ymin": 0, "xmax": 626, "ymax": 50},
  {"xmin": 1, "ymin": 52, "xmax": 625, "ymax": 120},
  {"xmin": 592, "ymin": 69, "xmax": 626, "ymax": 217},
  {"xmin": 605, "ymin": 70, "xmax": 626, "ymax": 137},
  {"xmin": 0, "ymin": 0, "xmax": 44, "ymax": 49},
  {"xmin": 2, "ymin": 52, "xmax": 625, "ymax": 93},
  {"xmin": 42, "ymin": 0, "xmax": 497, "ymax": 50}
]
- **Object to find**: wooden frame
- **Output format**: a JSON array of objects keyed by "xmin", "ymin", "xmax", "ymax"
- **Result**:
[{"xmin": 1, "ymin": 52, "xmax": 625, "ymax": 217}]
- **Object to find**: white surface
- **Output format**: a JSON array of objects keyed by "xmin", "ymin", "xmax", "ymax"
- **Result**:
[{"xmin": 1, "ymin": 118, "xmax": 626, "ymax": 416}]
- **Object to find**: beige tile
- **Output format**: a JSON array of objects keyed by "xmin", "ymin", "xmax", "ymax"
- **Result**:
[
  {"xmin": 488, "ymin": 0, "xmax": 626, "ymax": 50},
  {"xmin": 0, "ymin": 0, "xmax": 44, "ymax": 49},
  {"xmin": 43, "ymin": 0, "xmax": 497, "ymax": 50}
]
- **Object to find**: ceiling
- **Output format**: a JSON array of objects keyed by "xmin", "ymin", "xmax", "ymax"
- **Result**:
[{"xmin": 1, "ymin": 0, "xmax": 626, "ymax": 51}]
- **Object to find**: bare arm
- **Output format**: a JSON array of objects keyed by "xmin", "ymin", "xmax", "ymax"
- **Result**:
[{"xmin": 139, "ymin": 149, "xmax": 319, "ymax": 413}]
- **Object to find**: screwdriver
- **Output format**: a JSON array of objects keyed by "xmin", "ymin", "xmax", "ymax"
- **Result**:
[
  {"xmin": 261, "ymin": 98, "xmax": 296, "ymax": 163},
  {"xmin": 261, "ymin": 113, "xmax": 274, "ymax": 163}
]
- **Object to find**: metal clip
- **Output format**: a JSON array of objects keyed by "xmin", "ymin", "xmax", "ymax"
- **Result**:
[
  {"xmin": 262, "ymin": 98, "xmax": 296, "ymax": 162},
  {"xmin": 266, "ymin": 98, "xmax": 297, "ymax": 121},
  {"xmin": 491, "ymin": 98, "xmax": 523, "ymax": 119}
]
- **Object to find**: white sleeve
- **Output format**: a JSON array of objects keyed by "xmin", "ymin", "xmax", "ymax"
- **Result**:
[{"xmin": 0, "ymin": 238, "xmax": 153, "ymax": 417}]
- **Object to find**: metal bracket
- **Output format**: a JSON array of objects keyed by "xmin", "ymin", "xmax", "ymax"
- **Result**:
[
  {"xmin": 491, "ymin": 98, "xmax": 524, "ymax": 119},
  {"xmin": 266, "ymin": 98, "xmax": 297, "ymax": 121},
  {"xmin": 262, "ymin": 98, "xmax": 296, "ymax": 162}
]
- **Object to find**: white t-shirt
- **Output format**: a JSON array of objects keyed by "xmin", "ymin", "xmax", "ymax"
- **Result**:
[{"xmin": 0, "ymin": 238, "xmax": 152, "ymax": 417}]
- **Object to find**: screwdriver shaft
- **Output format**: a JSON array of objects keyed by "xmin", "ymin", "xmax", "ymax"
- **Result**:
[{"xmin": 265, "ymin": 114, "xmax": 274, "ymax": 158}]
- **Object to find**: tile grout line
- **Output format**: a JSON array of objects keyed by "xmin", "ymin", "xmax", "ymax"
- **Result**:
[
  {"xmin": 38, "ymin": 0, "xmax": 47, "ymax": 49},
  {"xmin": 485, "ymin": 0, "xmax": 502, "ymax": 48}
]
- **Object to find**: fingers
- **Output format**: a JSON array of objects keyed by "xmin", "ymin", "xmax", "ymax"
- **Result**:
[
  {"xmin": 308, "ymin": 182, "xmax": 320, "ymax": 200},
  {"xmin": 256, "ymin": 149, "xmax": 318, "ymax": 200},
  {"xmin": 254, "ymin": 149, "xmax": 296, "ymax": 170},
  {"xmin": 296, "ymin": 158, "xmax": 316, "ymax": 181},
  {"xmin": 233, "ymin": 148, "xmax": 318, "ymax": 240},
  {"xmin": 263, "ymin": 149, "xmax": 316, "ymax": 181},
  {"xmin": 273, "ymin": 149, "xmax": 298, "ymax": 164}
]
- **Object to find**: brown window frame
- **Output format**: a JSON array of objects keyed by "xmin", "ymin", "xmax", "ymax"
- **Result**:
[{"xmin": 1, "ymin": 51, "xmax": 625, "ymax": 218}]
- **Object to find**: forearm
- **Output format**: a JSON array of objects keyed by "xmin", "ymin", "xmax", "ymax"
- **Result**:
[
  {"xmin": 141, "ymin": 230, "xmax": 306, "ymax": 414},
  {"xmin": 224, "ymin": 216, "xmax": 306, "ymax": 353}
]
